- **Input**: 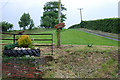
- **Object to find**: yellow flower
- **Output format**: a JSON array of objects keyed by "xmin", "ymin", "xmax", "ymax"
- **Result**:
[{"xmin": 18, "ymin": 35, "xmax": 31, "ymax": 47}]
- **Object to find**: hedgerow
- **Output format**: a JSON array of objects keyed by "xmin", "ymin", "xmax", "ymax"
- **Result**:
[{"xmin": 69, "ymin": 18, "xmax": 120, "ymax": 34}]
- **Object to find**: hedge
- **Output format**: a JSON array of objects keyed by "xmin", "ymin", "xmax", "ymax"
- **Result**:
[{"xmin": 69, "ymin": 18, "xmax": 120, "ymax": 34}]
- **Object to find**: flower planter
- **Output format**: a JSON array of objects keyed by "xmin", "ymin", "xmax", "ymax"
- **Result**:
[{"xmin": 3, "ymin": 49, "xmax": 40, "ymax": 57}]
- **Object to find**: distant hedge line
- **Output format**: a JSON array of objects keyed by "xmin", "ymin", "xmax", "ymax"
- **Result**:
[{"xmin": 69, "ymin": 18, "xmax": 120, "ymax": 34}]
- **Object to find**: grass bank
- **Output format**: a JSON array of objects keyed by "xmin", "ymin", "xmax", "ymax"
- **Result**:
[
  {"xmin": 2, "ymin": 45, "xmax": 119, "ymax": 78},
  {"xmin": 1, "ymin": 29, "xmax": 118, "ymax": 46}
]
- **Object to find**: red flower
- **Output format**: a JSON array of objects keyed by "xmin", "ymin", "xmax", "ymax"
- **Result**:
[
  {"xmin": 38, "ymin": 72, "xmax": 42, "ymax": 74},
  {"xmin": 10, "ymin": 74, "xmax": 14, "ymax": 78},
  {"xmin": 31, "ymin": 67, "xmax": 35, "ymax": 70},
  {"xmin": 6, "ymin": 71, "xmax": 10, "ymax": 74},
  {"xmin": 7, "ymin": 63, "xmax": 12, "ymax": 65},
  {"xmin": 22, "ymin": 69, "xmax": 26, "ymax": 71},
  {"xmin": 25, "ymin": 74, "xmax": 35, "ymax": 78},
  {"xmin": 19, "ymin": 71, "xmax": 23, "ymax": 73},
  {"xmin": 33, "ymin": 72, "xmax": 36, "ymax": 74}
]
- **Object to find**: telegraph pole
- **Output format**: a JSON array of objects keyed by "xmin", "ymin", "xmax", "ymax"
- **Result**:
[
  {"xmin": 78, "ymin": 8, "xmax": 83, "ymax": 22},
  {"xmin": 78, "ymin": 8, "xmax": 83, "ymax": 27},
  {"xmin": 58, "ymin": 0, "xmax": 61, "ymax": 23},
  {"xmin": 57, "ymin": 0, "xmax": 61, "ymax": 48}
]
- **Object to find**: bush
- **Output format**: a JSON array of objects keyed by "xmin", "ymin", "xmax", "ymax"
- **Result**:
[
  {"xmin": 18, "ymin": 35, "xmax": 31, "ymax": 47},
  {"xmin": 15, "ymin": 35, "xmax": 20, "ymax": 40},
  {"xmin": 4, "ymin": 42, "xmax": 19, "ymax": 50}
]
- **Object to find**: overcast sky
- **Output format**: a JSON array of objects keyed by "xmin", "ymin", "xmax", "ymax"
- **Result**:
[{"xmin": 0, "ymin": 0, "xmax": 119, "ymax": 30}]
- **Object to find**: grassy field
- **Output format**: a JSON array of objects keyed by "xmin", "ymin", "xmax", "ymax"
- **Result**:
[{"xmin": 1, "ymin": 28, "xmax": 118, "ymax": 46}]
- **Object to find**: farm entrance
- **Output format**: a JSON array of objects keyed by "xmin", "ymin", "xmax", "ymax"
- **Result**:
[{"xmin": 1, "ymin": 33, "xmax": 53, "ymax": 55}]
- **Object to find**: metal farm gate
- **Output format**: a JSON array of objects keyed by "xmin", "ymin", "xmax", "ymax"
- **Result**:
[{"xmin": 1, "ymin": 33, "xmax": 53, "ymax": 55}]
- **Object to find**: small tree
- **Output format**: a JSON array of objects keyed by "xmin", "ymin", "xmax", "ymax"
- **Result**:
[
  {"xmin": 0, "ymin": 21, "xmax": 13, "ymax": 32},
  {"xmin": 18, "ymin": 13, "xmax": 31, "ymax": 30},
  {"xmin": 29, "ymin": 19, "xmax": 35, "ymax": 30}
]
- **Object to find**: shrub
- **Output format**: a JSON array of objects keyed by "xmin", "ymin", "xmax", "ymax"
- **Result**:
[
  {"xmin": 15, "ymin": 35, "xmax": 20, "ymax": 40},
  {"xmin": 18, "ymin": 35, "xmax": 31, "ymax": 47},
  {"xmin": 4, "ymin": 42, "xmax": 19, "ymax": 50}
]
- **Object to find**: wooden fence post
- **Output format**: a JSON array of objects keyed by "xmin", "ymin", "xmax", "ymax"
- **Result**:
[
  {"xmin": 13, "ymin": 34, "xmax": 15, "ymax": 44},
  {"xmin": 52, "ymin": 34, "xmax": 53, "ymax": 55}
]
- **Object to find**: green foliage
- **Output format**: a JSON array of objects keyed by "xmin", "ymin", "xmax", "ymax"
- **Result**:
[
  {"xmin": 41, "ymin": 15, "xmax": 53, "ymax": 28},
  {"xmin": 40, "ymin": 1, "xmax": 67, "ymax": 28},
  {"xmin": 69, "ymin": 18, "xmax": 120, "ymax": 34},
  {"xmin": 29, "ymin": 19, "xmax": 35, "ymax": 30},
  {"xmin": 0, "ymin": 21, "xmax": 13, "ymax": 31},
  {"xmin": 15, "ymin": 35, "xmax": 20, "ymax": 40},
  {"xmin": 43, "ymin": 1, "xmax": 67, "ymax": 12},
  {"xmin": 18, "ymin": 13, "xmax": 34, "ymax": 30},
  {"xmin": 4, "ymin": 42, "xmax": 19, "ymax": 50},
  {"xmin": 28, "ymin": 44, "xmax": 35, "ymax": 49},
  {"xmin": 18, "ymin": 35, "xmax": 31, "ymax": 47}
]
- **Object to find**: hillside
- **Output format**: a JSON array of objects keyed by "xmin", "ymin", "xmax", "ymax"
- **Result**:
[
  {"xmin": 68, "ymin": 18, "xmax": 120, "ymax": 34},
  {"xmin": 1, "ymin": 28, "xmax": 118, "ymax": 46}
]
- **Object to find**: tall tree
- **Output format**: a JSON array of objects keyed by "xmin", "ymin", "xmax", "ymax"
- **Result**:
[
  {"xmin": 40, "ymin": 1, "xmax": 67, "ymax": 28},
  {"xmin": 18, "ymin": 13, "xmax": 31, "ymax": 30},
  {"xmin": 0, "ymin": 21, "xmax": 13, "ymax": 32}
]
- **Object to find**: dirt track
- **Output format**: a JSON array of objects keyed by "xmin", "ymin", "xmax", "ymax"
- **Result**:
[{"xmin": 79, "ymin": 29, "xmax": 120, "ymax": 41}]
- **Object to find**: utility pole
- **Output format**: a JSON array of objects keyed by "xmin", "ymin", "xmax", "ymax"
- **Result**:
[
  {"xmin": 58, "ymin": 0, "xmax": 61, "ymax": 23},
  {"xmin": 57, "ymin": 0, "xmax": 61, "ymax": 48},
  {"xmin": 78, "ymin": 8, "xmax": 83, "ymax": 27}
]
